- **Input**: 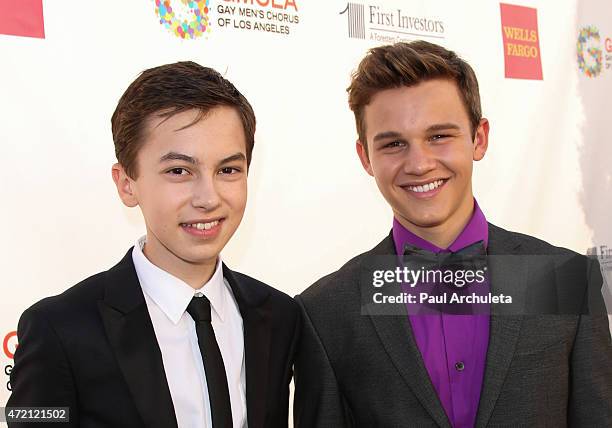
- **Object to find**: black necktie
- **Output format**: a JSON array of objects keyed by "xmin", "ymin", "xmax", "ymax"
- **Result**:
[{"xmin": 186, "ymin": 295, "xmax": 233, "ymax": 428}]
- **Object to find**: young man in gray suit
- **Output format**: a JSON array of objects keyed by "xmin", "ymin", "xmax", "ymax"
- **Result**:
[{"xmin": 294, "ymin": 41, "xmax": 612, "ymax": 427}]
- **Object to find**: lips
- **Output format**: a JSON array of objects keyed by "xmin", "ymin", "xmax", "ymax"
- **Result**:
[
  {"xmin": 400, "ymin": 178, "xmax": 449, "ymax": 197},
  {"xmin": 181, "ymin": 220, "xmax": 220, "ymax": 230},
  {"xmin": 406, "ymin": 179, "xmax": 446, "ymax": 193},
  {"xmin": 180, "ymin": 218, "xmax": 225, "ymax": 237}
]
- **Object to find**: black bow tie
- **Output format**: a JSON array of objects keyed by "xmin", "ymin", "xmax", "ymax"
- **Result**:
[
  {"xmin": 401, "ymin": 240, "xmax": 489, "ymax": 315},
  {"xmin": 402, "ymin": 240, "xmax": 487, "ymax": 268}
]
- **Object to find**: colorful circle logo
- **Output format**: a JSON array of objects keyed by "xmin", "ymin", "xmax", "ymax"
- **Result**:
[
  {"xmin": 155, "ymin": 0, "xmax": 211, "ymax": 39},
  {"xmin": 577, "ymin": 26, "xmax": 602, "ymax": 78}
]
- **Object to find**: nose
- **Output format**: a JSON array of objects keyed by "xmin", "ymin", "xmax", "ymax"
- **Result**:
[
  {"xmin": 192, "ymin": 174, "xmax": 221, "ymax": 211},
  {"xmin": 404, "ymin": 143, "xmax": 436, "ymax": 176}
]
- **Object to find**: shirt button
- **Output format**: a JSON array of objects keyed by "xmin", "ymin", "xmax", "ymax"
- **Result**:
[{"xmin": 455, "ymin": 361, "xmax": 465, "ymax": 371}]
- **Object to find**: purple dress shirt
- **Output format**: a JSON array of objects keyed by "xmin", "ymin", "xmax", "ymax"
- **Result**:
[{"xmin": 392, "ymin": 200, "xmax": 490, "ymax": 428}]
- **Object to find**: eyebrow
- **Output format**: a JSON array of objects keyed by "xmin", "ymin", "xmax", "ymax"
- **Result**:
[
  {"xmin": 159, "ymin": 151, "xmax": 247, "ymax": 167},
  {"xmin": 425, "ymin": 123, "xmax": 461, "ymax": 132},
  {"xmin": 159, "ymin": 152, "xmax": 198, "ymax": 165},
  {"xmin": 372, "ymin": 123, "xmax": 462, "ymax": 143},
  {"xmin": 218, "ymin": 152, "xmax": 247, "ymax": 167},
  {"xmin": 372, "ymin": 131, "xmax": 403, "ymax": 143}
]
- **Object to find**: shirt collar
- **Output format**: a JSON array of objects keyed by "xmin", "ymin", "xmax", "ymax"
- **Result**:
[
  {"xmin": 132, "ymin": 236, "xmax": 228, "ymax": 324},
  {"xmin": 392, "ymin": 199, "xmax": 488, "ymax": 255}
]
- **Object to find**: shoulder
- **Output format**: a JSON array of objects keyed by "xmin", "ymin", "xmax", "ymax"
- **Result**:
[
  {"xmin": 299, "ymin": 234, "xmax": 393, "ymax": 308},
  {"xmin": 18, "ymin": 246, "xmax": 138, "ymax": 336},
  {"xmin": 300, "ymin": 252, "xmax": 369, "ymax": 304},
  {"xmin": 489, "ymin": 223, "xmax": 583, "ymax": 257},
  {"xmin": 14, "ymin": 270, "xmax": 111, "ymax": 357},
  {"xmin": 23, "ymin": 249, "xmax": 136, "ymax": 323},
  {"xmin": 489, "ymin": 223, "xmax": 599, "ymax": 296},
  {"xmin": 229, "ymin": 269, "xmax": 300, "ymax": 318},
  {"xmin": 23, "ymin": 271, "xmax": 107, "ymax": 324}
]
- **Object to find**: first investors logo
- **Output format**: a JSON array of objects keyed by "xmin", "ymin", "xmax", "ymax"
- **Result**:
[
  {"xmin": 155, "ymin": 0, "xmax": 211, "ymax": 39},
  {"xmin": 340, "ymin": 2, "xmax": 445, "ymax": 43}
]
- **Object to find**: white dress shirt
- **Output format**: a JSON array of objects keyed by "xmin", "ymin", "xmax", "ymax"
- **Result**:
[{"xmin": 132, "ymin": 236, "xmax": 247, "ymax": 428}]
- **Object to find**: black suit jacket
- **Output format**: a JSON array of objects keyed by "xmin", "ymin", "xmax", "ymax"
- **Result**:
[
  {"xmin": 294, "ymin": 223, "xmax": 612, "ymax": 427},
  {"xmin": 7, "ymin": 248, "xmax": 301, "ymax": 428}
]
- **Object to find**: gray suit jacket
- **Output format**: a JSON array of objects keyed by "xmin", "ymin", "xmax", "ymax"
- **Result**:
[{"xmin": 294, "ymin": 223, "xmax": 612, "ymax": 427}]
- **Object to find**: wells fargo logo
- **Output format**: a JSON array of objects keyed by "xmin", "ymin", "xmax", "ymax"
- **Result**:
[
  {"xmin": 0, "ymin": 0, "xmax": 45, "ymax": 39},
  {"xmin": 500, "ymin": 3, "xmax": 543, "ymax": 80},
  {"xmin": 155, "ymin": 0, "xmax": 211, "ymax": 39},
  {"xmin": 576, "ymin": 25, "xmax": 612, "ymax": 78}
]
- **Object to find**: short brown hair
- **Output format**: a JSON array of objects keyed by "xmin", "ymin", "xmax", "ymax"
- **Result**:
[
  {"xmin": 111, "ymin": 61, "xmax": 256, "ymax": 178},
  {"xmin": 347, "ymin": 41, "xmax": 481, "ymax": 153}
]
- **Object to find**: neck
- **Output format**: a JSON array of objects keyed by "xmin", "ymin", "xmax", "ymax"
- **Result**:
[
  {"xmin": 142, "ymin": 243, "xmax": 217, "ymax": 289},
  {"xmin": 396, "ymin": 198, "xmax": 475, "ymax": 249}
]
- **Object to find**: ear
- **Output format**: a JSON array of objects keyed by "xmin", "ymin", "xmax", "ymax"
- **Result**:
[
  {"xmin": 112, "ymin": 163, "xmax": 139, "ymax": 207},
  {"xmin": 356, "ymin": 140, "xmax": 374, "ymax": 176},
  {"xmin": 473, "ymin": 118, "xmax": 489, "ymax": 161}
]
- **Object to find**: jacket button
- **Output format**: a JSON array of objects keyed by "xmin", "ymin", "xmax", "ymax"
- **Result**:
[{"xmin": 455, "ymin": 361, "xmax": 465, "ymax": 371}]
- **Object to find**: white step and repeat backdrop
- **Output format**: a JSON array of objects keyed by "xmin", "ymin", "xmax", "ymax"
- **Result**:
[{"xmin": 1, "ymin": 0, "xmax": 611, "ymax": 407}]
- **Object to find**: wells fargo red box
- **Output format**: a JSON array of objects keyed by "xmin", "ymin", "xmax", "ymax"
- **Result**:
[
  {"xmin": 500, "ymin": 3, "xmax": 542, "ymax": 80},
  {"xmin": 0, "ymin": 0, "xmax": 45, "ymax": 39}
]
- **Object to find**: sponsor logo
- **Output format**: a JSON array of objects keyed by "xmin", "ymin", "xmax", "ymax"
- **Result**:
[
  {"xmin": 216, "ymin": 0, "xmax": 299, "ymax": 35},
  {"xmin": 155, "ymin": 0, "xmax": 211, "ymax": 39},
  {"xmin": 3, "ymin": 331, "xmax": 16, "ymax": 360},
  {"xmin": 587, "ymin": 245, "xmax": 612, "ymax": 314},
  {"xmin": 500, "ymin": 3, "xmax": 543, "ymax": 80},
  {"xmin": 3, "ymin": 331, "xmax": 17, "ymax": 392},
  {"xmin": 0, "ymin": 0, "xmax": 45, "ymax": 39},
  {"xmin": 577, "ymin": 25, "xmax": 612, "ymax": 77},
  {"xmin": 587, "ymin": 245, "xmax": 612, "ymax": 259},
  {"xmin": 155, "ymin": 0, "xmax": 300, "ymax": 39},
  {"xmin": 340, "ymin": 2, "xmax": 445, "ymax": 43}
]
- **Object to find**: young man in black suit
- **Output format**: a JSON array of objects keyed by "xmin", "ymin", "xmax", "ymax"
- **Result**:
[
  {"xmin": 294, "ymin": 41, "xmax": 612, "ymax": 427},
  {"xmin": 7, "ymin": 62, "xmax": 300, "ymax": 428}
]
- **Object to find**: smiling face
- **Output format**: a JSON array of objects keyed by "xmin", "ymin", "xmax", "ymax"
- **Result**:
[
  {"xmin": 112, "ymin": 106, "xmax": 248, "ymax": 283},
  {"xmin": 357, "ymin": 79, "xmax": 489, "ymax": 247}
]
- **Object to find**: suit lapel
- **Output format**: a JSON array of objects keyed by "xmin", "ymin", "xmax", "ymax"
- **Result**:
[
  {"xmin": 365, "ymin": 234, "xmax": 452, "ymax": 428},
  {"xmin": 223, "ymin": 265, "xmax": 272, "ymax": 428},
  {"xmin": 475, "ymin": 225, "xmax": 526, "ymax": 428},
  {"xmin": 98, "ymin": 249, "xmax": 178, "ymax": 428}
]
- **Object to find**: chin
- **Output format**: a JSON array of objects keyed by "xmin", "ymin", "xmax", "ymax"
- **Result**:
[
  {"xmin": 183, "ymin": 253, "xmax": 220, "ymax": 266},
  {"xmin": 401, "ymin": 212, "xmax": 447, "ymax": 228}
]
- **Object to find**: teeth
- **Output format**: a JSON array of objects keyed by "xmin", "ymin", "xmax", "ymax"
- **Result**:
[
  {"xmin": 408, "ymin": 180, "xmax": 444, "ymax": 193},
  {"xmin": 184, "ymin": 221, "xmax": 220, "ymax": 230}
]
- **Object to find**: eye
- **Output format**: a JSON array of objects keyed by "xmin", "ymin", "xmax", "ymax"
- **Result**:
[
  {"xmin": 219, "ymin": 166, "xmax": 242, "ymax": 175},
  {"xmin": 430, "ymin": 134, "xmax": 450, "ymax": 142},
  {"xmin": 166, "ymin": 167, "xmax": 190, "ymax": 176},
  {"xmin": 383, "ymin": 140, "xmax": 405, "ymax": 149}
]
